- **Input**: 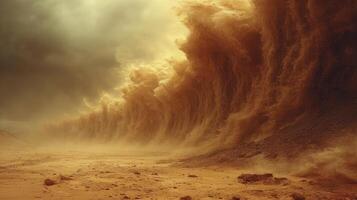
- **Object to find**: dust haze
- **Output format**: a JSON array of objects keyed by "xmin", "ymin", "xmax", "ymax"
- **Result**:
[
  {"xmin": 0, "ymin": 0, "xmax": 185, "ymax": 131},
  {"xmin": 1, "ymin": 0, "xmax": 356, "ymax": 199}
]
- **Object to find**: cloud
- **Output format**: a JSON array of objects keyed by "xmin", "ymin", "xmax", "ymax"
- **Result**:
[{"xmin": 0, "ymin": 0, "xmax": 186, "ymax": 124}]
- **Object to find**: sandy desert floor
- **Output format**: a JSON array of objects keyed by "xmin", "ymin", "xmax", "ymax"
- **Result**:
[{"xmin": 0, "ymin": 146, "xmax": 356, "ymax": 200}]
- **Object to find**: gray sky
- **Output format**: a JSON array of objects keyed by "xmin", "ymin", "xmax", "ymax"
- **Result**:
[{"xmin": 0, "ymin": 0, "xmax": 185, "ymax": 130}]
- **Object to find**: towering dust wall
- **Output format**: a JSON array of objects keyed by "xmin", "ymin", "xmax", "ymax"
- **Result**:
[{"xmin": 53, "ymin": 0, "xmax": 357, "ymax": 150}]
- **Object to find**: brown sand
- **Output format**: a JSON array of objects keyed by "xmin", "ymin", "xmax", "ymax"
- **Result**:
[{"xmin": 0, "ymin": 147, "xmax": 356, "ymax": 200}]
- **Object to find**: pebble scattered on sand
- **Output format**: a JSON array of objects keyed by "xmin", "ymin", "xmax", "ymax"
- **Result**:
[
  {"xmin": 290, "ymin": 192, "xmax": 305, "ymax": 200},
  {"xmin": 237, "ymin": 173, "xmax": 289, "ymax": 185},
  {"xmin": 44, "ymin": 179, "xmax": 56, "ymax": 186}
]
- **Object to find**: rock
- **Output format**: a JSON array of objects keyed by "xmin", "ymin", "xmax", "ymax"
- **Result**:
[
  {"xmin": 231, "ymin": 196, "xmax": 241, "ymax": 200},
  {"xmin": 44, "ymin": 179, "xmax": 56, "ymax": 186},
  {"xmin": 237, "ymin": 173, "xmax": 289, "ymax": 185},
  {"xmin": 274, "ymin": 177, "xmax": 289, "ymax": 185},
  {"xmin": 290, "ymin": 193, "xmax": 305, "ymax": 200},
  {"xmin": 100, "ymin": 171, "xmax": 111, "ymax": 174},
  {"xmin": 133, "ymin": 171, "xmax": 141, "ymax": 175},
  {"xmin": 188, "ymin": 175, "xmax": 198, "ymax": 178},
  {"xmin": 59, "ymin": 175, "xmax": 73, "ymax": 181},
  {"xmin": 180, "ymin": 196, "xmax": 192, "ymax": 200},
  {"xmin": 238, "ymin": 173, "xmax": 273, "ymax": 183}
]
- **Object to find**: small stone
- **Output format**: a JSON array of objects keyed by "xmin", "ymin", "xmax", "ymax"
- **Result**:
[
  {"xmin": 290, "ymin": 193, "xmax": 305, "ymax": 200},
  {"xmin": 238, "ymin": 173, "xmax": 273, "ymax": 184},
  {"xmin": 180, "ymin": 196, "xmax": 192, "ymax": 200},
  {"xmin": 188, "ymin": 175, "xmax": 198, "ymax": 178},
  {"xmin": 237, "ymin": 173, "xmax": 288, "ymax": 185},
  {"xmin": 231, "ymin": 197, "xmax": 240, "ymax": 200},
  {"xmin": 59, "ymin": 175, "xmax": 73, "ymax": 181},
  {"xmin": 44, "ymin": 179, "xmax": 56, "ymax": 186}
]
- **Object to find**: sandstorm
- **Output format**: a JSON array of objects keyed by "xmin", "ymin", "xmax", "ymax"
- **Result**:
[{"xmin": 0, "ymin": 0, "xmax": 356, "ymax": 199}]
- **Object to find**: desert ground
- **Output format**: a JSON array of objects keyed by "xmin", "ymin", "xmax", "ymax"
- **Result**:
[{"xmin": 0, "ymin": 142, "xmax": 356, "ymax": 200}]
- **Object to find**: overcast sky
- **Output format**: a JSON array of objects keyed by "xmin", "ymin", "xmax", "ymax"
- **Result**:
[{"xmin": 0, "ymin": 0, "xmax": 185, "ymax": 130}]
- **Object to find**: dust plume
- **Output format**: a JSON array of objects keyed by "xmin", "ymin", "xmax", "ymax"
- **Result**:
[
  {"xmin": 46, "ymin": 0, "xmax": 357, "ymax": 182},
  {"xmin": 295, "ymin": 135, "xmax": 357, "ymax": 184},
  {"xmin": 53, "ymin": 0, "xmax": 356, "ymax": 146}
]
